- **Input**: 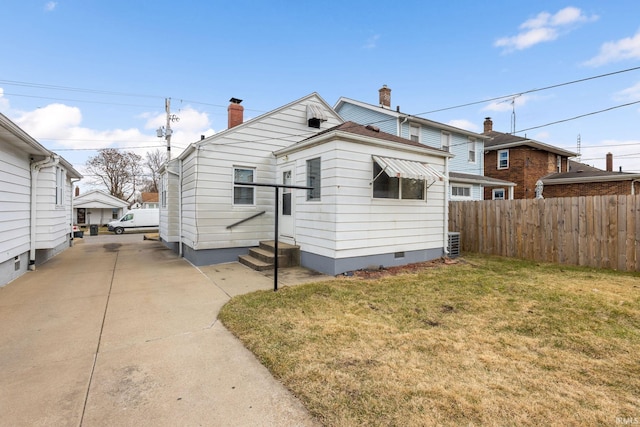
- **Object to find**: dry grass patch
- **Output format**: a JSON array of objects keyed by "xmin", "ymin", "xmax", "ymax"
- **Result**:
[{"xmin": 219, "ymin": 254, "xmax": 640, "ymax": 426}]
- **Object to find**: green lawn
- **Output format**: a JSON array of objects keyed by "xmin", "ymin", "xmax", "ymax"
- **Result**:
[{"xmin": 219, "ymin": 254, "xmax": 640, "ymax": 426}]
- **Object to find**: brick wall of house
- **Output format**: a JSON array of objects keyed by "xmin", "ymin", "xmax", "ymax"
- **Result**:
[
  {"xmin": 484, "ymin": 147, "xmax": 568, "ymax": 199},
  {"xmin": 542, "ymin": 180, "xmax": 638, "ymax": 198}
]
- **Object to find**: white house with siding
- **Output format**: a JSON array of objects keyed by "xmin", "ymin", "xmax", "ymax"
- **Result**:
[
  {"xmin": 334, "ymin": 86, "xmax": 515, "ymax": 200},
  {"xmin": 0, "ymin": 113, "xmax": 82, "ymax": 286},
  {"xmin": 160, "ymin": 94, "xmax": 452, "ymax": 275},
  {"xmin": 159, "ymin": 93, "xmax": 343, "ymax": 265},
  {"xmin": 73, "ymin": 189, "xmax": 129, "ymax": 226},
  {"xmin": 275, "ymin": 121, "xmax": 450, "ymax": 275}
]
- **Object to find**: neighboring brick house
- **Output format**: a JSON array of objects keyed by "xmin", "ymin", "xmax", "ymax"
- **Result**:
[
  {"xmin": 540, "ymin": 155, "xmax": 640, "ymax": 197},
  {"xmin": 482, "ymin": 117, "xmax": 577, "ymax": 199}
]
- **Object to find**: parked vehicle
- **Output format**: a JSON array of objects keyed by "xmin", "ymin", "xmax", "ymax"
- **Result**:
[{"xmin": 107, "ymin": 209, "xmax": 159, "ymax": 235}]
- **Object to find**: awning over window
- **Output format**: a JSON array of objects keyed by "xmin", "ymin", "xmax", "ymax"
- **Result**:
[
  {"xmin": 373, "ymin": 155, "xmax": 445, "ymax": 181},
  {"xmin": 306, "ymin": 103, "xmax": 328, "ymax": 122}
]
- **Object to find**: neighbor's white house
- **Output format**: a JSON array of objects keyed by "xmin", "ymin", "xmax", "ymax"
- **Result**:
[
  {"xmin": 73, "ymin": 189, "xmax": 129, "ymax": 226},
  {"xmin": 0, "ymin": 113, "xmax": 82, "ymax": 286},
  {"xmin": 160, "ymin": 93, "xmax": 452, "ymax": 275},
  {"xmin": 334, "ymin": 86, "xmax": 515, "ymax": 200}
]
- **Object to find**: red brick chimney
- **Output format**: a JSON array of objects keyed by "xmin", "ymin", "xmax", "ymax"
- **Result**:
[
  {"xmin": 606, "ymin": 152, "xmax": 613, "ymax": 172},
  {"xmin": 228, "ymin": 97, "xmax": 244, "ymax": 129},
  {"xmin": 483, "ymin": 117, "xmax": 493, "ymax": 134},
  {"xmin": 379, "ymin": 85, "xmax": 391, "ymax": 108}
]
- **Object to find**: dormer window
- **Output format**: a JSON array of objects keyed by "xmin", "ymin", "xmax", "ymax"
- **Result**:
[{"xmin": 306, "ymin": 103, "xmax": 327, "ymax": 128}]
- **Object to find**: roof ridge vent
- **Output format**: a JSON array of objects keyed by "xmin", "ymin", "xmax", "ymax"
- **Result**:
[{"xmin": 365, "ymin": 124, "xmax": 380, "ymax": 132}]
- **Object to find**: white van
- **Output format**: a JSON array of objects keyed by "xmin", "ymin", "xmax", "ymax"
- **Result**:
[{"xmin": 107, "ymin": 209, "xmax": 159, "ymax": 234}]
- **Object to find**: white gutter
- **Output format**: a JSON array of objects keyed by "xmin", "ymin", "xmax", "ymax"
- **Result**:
[{"xmin": 30, "ymin": 155, "xmax": 59, "ymax": 270}]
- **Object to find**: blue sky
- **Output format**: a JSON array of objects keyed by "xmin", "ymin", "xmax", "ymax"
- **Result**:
[{"xmin": 2, "ymin": 1, "xmax": 640, "ymax": 184}]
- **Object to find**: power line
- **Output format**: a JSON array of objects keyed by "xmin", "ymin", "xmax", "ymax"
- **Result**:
[
  {"xmin": 514, "ymin": 100, "xmax": 640, "ymax": 134},
  {"xmin": 415, "ymin": 65, "xmax": 640, "ymax": 116}
]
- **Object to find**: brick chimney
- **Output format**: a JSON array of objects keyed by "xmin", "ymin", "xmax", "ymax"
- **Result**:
[
  {"xmin": 483, "ymin": 117, "xmax": 493, "ymax": 134},
  {"xmin": 606, "ymin": 152, "xmax": 613, "ymax": 172},
  {"xmin": 228, "ymin": 97, "xmax": 244, "ymax": 129},
  {"xmin": 379, "ymin": 85, "xmax": 391, "ymax": 108}
]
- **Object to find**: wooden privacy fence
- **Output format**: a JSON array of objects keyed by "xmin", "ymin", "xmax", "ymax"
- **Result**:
[{"xmin": 449, "ymin": 195, "xmax": 640, "ymax": 272}]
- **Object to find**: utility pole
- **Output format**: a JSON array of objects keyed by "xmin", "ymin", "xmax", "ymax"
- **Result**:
[{"xmin": 157, "ymin": 98, "xmax": 179, "ymax": 161}]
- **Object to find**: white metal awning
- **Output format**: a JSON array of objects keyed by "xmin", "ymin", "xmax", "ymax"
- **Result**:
[
  {"xmin": 306, "ymin": 103, "xmax": 328, "ymax": 122},
  {"xmin": 373, "ymin": 155, "xmax": 445, "ymax": 181}
]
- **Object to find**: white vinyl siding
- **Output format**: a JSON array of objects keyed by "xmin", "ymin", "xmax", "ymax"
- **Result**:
[{"xmin": 0, "ymin": 144, "xmax": 32, "ymax": 266}]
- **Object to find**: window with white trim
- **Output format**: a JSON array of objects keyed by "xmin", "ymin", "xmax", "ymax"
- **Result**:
[
  {"xmin": 161, "ymin": 174, "xmax": 167, "ymax": 208},
  {"xmin": 233, "ymin": 167, "xmax": 255, "ymax": 205},
  {"xmin": 556, "ymin": 155, "xmax": 562, "ymax": 172},
  {"xmin": 492, "ymin": 188, "xmax": 505, "ymax": 200},
  {"xmin": 451, "ymin": 186, "xmax": 471, "ymax": 198},
  {"xmin": 498, "ymin": 149, "xmax": 509, "ymax": 169},
  {"xmin": 306, "ymin": 158, "xmax": 321, "ymax": 201},
  {"xmin": 372, "ymin": 161, "xmax": 425, "ymax": 200},
  {"xmin": 468, "ymin": 138, "xmax": 476, "ymax": 163},
  {"xmin": 441, "ymin": 131, "xmax": 451, "ymax": 152},
  {"xmin": 55, "ymin": 166, "xmax": 65, "ymax": 206},
  {"xmin": 410, "ymin": 124, "xmax": 420, "ymax": 142}
]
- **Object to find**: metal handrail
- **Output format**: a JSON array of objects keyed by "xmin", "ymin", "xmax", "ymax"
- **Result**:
[{"xmin": 226, "ymin": 210, "xmax": 266, "ymax": 229}]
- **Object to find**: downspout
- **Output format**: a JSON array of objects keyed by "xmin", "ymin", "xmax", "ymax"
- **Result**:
[
  {"xmin": 631, "ymin": 179, "xmax": 640, "ymax": 195},
  {"xmin": 399, "ymin": 116, "xmax": 409, "ymax": 137},
  {"xmin": 179, "ymin": 158, "xmax": 183, "ymax": 257},
  {"xmin": 70, "ymin": 179, "xmax": 81, "ymax": 243},
  {"xmin": 30, "ymin": 155, "xmax": 60, "ymax": 270},
  {"xmin": 443, "ymin": 156, "xmax": 450, "ymax": 256}
]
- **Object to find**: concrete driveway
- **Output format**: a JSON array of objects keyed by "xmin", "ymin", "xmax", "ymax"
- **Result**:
[{"xmin": 0, "ymin": 234, "xmax": 325, "ymax": 426}]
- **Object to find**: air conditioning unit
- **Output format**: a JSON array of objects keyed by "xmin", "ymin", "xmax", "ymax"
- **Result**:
[{"xmin": 448, "ymin": 232, "xmax": 460, "ymax": 258}]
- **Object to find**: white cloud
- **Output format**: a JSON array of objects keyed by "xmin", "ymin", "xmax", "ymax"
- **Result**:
[
  {"xmin": 495, "ymin": 7, "xmax": 598, "ymax": 53},
  {"xmin": 447, "ymin": 119, "xmax": 479, "ymax": 132},
  {"xmin": 584, "ymin": 29, "xmax": 640, "ymax": 67},
  {"xmin": 614, "ymin": 82, "xmax": 640, "ymax": 102},
  {"xmin": 44, "ymin": 2, "xmax": 57, "ymax": 12},
  {"xmin": 0, "ymin": 88, "xmax": 9, "ymax": 111},
  {"xmin": 363, "ymin": 34, "xmax": 380, "ymax": 50},
  {"xmin": 483, "ymin": 94, "xmax": 533, "ymax": 112}
]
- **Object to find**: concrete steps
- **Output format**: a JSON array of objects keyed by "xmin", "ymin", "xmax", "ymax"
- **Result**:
[{"xmin": 239, "ymin": 241, "xmax": 300, "ymax": 271}]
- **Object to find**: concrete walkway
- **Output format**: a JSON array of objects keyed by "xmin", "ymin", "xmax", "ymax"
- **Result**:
[{"xmin": 0, "ymin": 234, "xmax": 330, "ymax": 426}]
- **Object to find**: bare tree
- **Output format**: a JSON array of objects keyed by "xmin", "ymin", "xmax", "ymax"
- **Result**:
[
  {"xmin": 85, "ymin": 148, "xmax": 143, "ymax": 201},
  {"xmin": 141, "ymin": 149, "xmax": 167, "ymax": 193}
]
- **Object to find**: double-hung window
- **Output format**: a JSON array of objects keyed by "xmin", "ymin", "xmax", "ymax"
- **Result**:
[
  {"xmin": 441, "ymin": 132, "xmax": 451, "ymax": 152},
  {"xmin": 493, "ymin": 188, "xmax": 506, "ymax": 200},
  {"xmin": 468, "ymin": 138, "xmax": 476, "ymax": 163},
  {"xmin": 498, "ymin": 149, "xmax": 509, "ymax": 169},
  {"xmin": 410, "ymin": 124, "xmax": 420, "ymax": 142},
  {"xmin": 233, "ymin": 167, "xmax": 255, "ymax": 205}
]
